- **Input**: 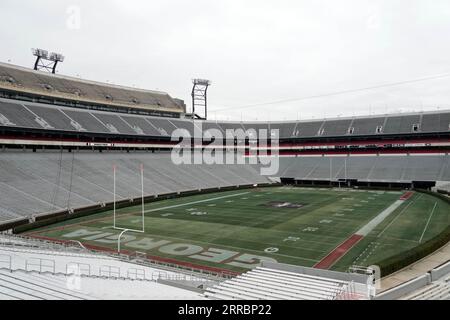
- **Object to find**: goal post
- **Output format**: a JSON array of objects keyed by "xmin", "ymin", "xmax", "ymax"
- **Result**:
[{"xmin": 112, "ymin": 164, "xmax": 145, "ymax": 234}]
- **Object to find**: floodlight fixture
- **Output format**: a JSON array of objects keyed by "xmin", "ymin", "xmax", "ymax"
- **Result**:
[
  {"xmin": 191, "ymin": 79, "xmax": 211, "ymax": 120},
  {"xmin": 31, "ymin": 48, "xmax": 65, "ymax": 74},
  {"xmin": 49, "ymin": 52, "xmax": 65, "ymax": 63},
  {"xmin": 32, "ymin": 48, "xmax": 49, "ymax": 59},
  {"xmin": 193, "ymin": 79, "xmax": 212, "ymax": 86}
]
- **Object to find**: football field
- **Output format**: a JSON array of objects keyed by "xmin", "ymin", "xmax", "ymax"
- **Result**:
[{"xmin": 25, "ymin": 186, "xmax": 450, "ymax": 274}]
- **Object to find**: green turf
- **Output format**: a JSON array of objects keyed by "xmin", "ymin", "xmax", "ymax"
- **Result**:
[{"xmin": 26, "ymin": 187, "xmax": 450, "ymax": 273}]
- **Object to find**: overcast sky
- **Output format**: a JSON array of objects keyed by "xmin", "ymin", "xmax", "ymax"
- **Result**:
[{"xmin": 1, "ymin": 0, "xmax": 450, "ymax": 121}]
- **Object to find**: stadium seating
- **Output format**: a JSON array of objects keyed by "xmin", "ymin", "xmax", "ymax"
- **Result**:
[
  {"xmin": 0, "ymin": 151, "xmax": 449, "ymax": 224},
  {"xmin": 0, "ymin": 269, "xmax": 95, "ymax": 300},
  {"xmin": 436, "ymin": 182, "xmax": 450, "ymax": 194},
  {"xmin": 0, "ymin": 62, "xmax": 183, "ymax": 113},
  {"xmin": 403, "ymin": 281, "xmax": 450, "ymax": 300},
  {"xmin": 1, "ymin": 98, "xmax": 450, "ymax": 139},
  {"xmin": 204, "ymin": 266, "xmax": 356, "ymax": 300},
  {"xmin": 1, "ymin": 62, "xmax": 449, "ymax": 302},
  {"xmin": 0, "ymin": 151, "xmax": 270, "ymax": 222},
  {"xmin": 0, "ymin": 238, "xmax": 205, "ymax": 300},
  {"xmin": 276, "ymin": 155, "xmax": 450, "ymax": 182},
  {"xmin": 0, "ymin": 269, "xmax": 207, "ymax": 300}
]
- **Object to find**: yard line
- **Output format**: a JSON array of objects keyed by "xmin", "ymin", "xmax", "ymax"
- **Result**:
[
  {"xmin": 377, "ymin": 194, "xmax": 423, "ymax": 238},
  {"xmin": 381, "ymin": 235, "xmax": 421, "ymax": 244},
  {"xmin": 314, "ymin": 192, "xmax": 418, "ymax": 269},
  {"xmin": 126, "ymin": 230, "xmax": 320, "ymax": 263},
  {"xmin": 144, "ymin": 192, "xmax": 250, "ymax": 214},
  {"xmin": 419, "ymin": 202, "xmax": 438, "ymax": 243},
  {"xmin": 356, "ymin": 200, "xmax": 404, "ymax": 236}
]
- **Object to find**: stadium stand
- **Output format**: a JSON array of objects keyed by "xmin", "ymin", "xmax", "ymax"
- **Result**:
[
  {"xmin": 204, "ymin": 264, "xmax": 371, "ymax": 300},
  {"xmin": 403, "ymin": 281, "xmax": 450, "ymax": 300},
  {"xmin": 0, "ymin": 269, "xmax": 207, "ymax": 300},
  {"xmin": 1, "ymin": 97, "xmax": 450, "ymax": 138},
  {"xmin": 276, "ymin": 155, "xmax": 450, "ymax": 183},
  {"xmin": 0, "ymin": 62, "xmax": 449, "ymax": 301},
  {"xmin": 0, "ymin": 151, "xmax": 270, "ymax": 222},
  {"xmin": 435, "ymin": 182, "xmax": 450, "ymax": 194},
  {"xmin": 0, "ymin": 62, "xmax": 184, "ymax": 115},
  {"xmin": 376, "ymin": 260, "xmax": 450, "ymax": 300},
  {"xmin": 0, "ymin": 236, "xmax": 205, "ymax": 300}
]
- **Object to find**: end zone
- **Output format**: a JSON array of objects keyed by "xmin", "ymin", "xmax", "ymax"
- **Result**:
[{"xmin": 314, "ymin": 191, "xmax": 415, "ymax": 270}]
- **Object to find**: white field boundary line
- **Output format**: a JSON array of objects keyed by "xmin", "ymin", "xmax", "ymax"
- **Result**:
[
  {"xmin": 377, "ymin": 194, "xmax": 423, "ymax": 238},
  {"xmin": 101, "ymin": 223, "xmax": 321, "ymax": 262},
  {"xmin": 314, "ymin": 195, "xmax": 414, "ymax": 269},
  {"xmin": 419, "ymin": 202, "xmax": 438, "ymax": 243},
  {"xmin": 143, "ymin": 192, "xmax": 251, "ymax": 214},
  {"xmin": 131, "ymin": 219, "xmax": 330, "ymax": 254}
]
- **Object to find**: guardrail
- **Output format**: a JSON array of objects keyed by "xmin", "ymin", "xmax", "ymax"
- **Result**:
[
  {"xmin": 66, "ymin": 262, "xmax": 91, "ymax": 276},
  {"xmin": 127, "ymin": 267, "xmax": 145, "ymax": 280},
  {"xmin": 2, "ymin": 233, "xmax": 237, "ymax": 282},
  {"xmin": 430, "ymin": 260, "xmax": 450, "ymax": 282},
  {"xmin": 0, "ymin": 252, "xmax": 203, "ymax": 283},
  {"xmin": 25, "ymin": 258, "xmax": 56, "ymax": 274},
  {"xmin": 374, "ymin": 274, "xmax": 432, "ymax": 300},
  {"xmin": 99, "ymin": 265, "xmax": 120, "ymax": 278},
  {"xmin": 0, "ymin": 254, "xmax": 11, "ymax": 270}
]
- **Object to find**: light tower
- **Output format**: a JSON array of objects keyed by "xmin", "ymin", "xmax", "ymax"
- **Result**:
[
  {"xmin": 32, "ymin": 48, "xmax": 65, "ymax": 74},
  {"xmin": 191, "ymin": 79, "xmax": 211, "ymax": 120}
]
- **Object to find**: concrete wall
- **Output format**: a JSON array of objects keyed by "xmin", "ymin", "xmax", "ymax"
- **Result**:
[
  {"xmin": 374, "ymin": 274, "xmax": 431, "ymax": 300},
  {"xmin": 430, "ymin": 261, "xmax": 450, "ymax": 282}
]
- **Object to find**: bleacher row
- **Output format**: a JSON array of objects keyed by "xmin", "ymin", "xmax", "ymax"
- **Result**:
[
  {"xmin": 0, "ymin": 268, "xmax": 207, "ymax": 300},
  {"xmin": 0, "ymin": 151, "xmax": 270, "ymax": 223},
  {"xmin": 0, "ymin": 62, "xmax": 183, "ymax": 113},
  {"xmin": 204, "ymin": 267, "xmax": 353, "ymax": 300},
  {"xmin": 0, "ymin": 269, "xmax": 97, "ymax": 300},
  {"xmin": 404, "ymin": 280, "xmax": 450, "ymax": 300},
  {"xmin": 276, "ymin": 155, "xmax": 450, "ymax": 182},
  {"xmin": 436, "ymin": 182, "xmax": 450, "ymax": 194},
  {"xmin": 0, "ymin": 237, "xmax": 205, "ymax": 300},
  {"xmin": 1, "ymin": 98, "xmax": 450, "ymax": 139},
  {"xmin": 1, "ymin": 151, "xmax": 450, "ymax": 223}
]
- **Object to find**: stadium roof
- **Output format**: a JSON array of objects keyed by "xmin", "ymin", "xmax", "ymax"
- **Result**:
[{"xmin": 0, "ymin": 62, "xmax": 185, "ymax": 114}]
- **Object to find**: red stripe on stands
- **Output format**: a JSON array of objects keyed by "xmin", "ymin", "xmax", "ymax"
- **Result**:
[
  {"xmin": 314, "ymin": 234, "xmax": 364, "ymax": 270},
  {"xmin": 400, "ymin": 191, "xmax": 414, "ymax": 201}
]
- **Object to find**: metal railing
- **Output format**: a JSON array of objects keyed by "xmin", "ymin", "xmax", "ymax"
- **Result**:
[
  {"xmin": 127, "ymin": 267, "xmax": 145, "ymax": 280},
  {"xmin": 0, "ymin": 254, "xmax": 12, "ymax": 270},
  {"xmin": 25, "ymin": 258, "xmax": 55, "ymax": 274},
  {"xmin": 0, "ymin": 251, "xmax": 183, "ymax": 283},
  {"xmin": 334, "ymin": 281, "xmax": 361, "ymax": 300},
  {"xmin": 2, "ymin": 234, "xmax": 235, "ymax": 282},
  {"xmin": 99, "ymin": 265, "xmax": 120, "ymax": 278},
  {"xmin": 66, "ymin": 262, "xmax": 91, "ymax": 276}
]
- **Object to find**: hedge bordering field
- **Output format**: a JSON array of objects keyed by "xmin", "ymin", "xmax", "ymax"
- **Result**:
[
  {"xmin": 12, "ymin": 183, "xmax": 278, "ymax": 234},
  {"xmin": 377, "ymin": 189, "xmax": 450, "ymax": 277}
]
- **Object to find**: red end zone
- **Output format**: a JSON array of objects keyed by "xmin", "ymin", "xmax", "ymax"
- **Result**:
[
  {"xmin": 314, "ymin": 234, "xmax": 363, "ymax": 269},
  {"xmin": 400, "ymin": 191, "xmax": 414, "ymax": 201}
]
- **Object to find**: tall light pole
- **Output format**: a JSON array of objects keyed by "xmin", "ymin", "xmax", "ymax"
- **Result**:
[
  {"xmin": 191, "ymin": 79, "xmax": 211, "ymax": 120},
  {"xmin": 32, "ymin": 48, "xmax": 65, "ymax": 74}
]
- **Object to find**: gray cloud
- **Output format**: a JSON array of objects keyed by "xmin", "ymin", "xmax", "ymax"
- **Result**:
[{"xmin": 1, "ymin": 0, "xmax": 450, "ymax": 121}]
